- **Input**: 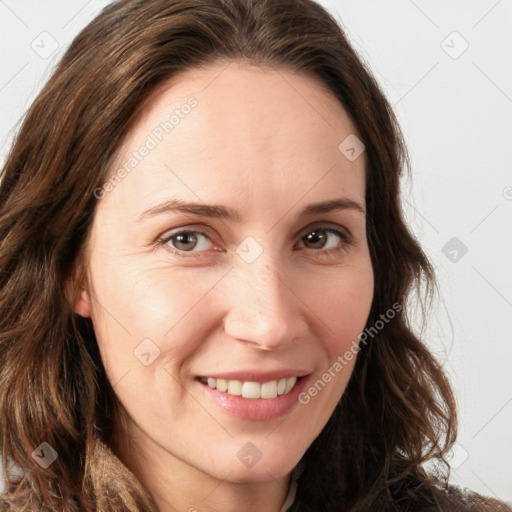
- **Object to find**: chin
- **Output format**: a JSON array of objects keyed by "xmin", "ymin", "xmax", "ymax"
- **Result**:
[
  {"xmin": 223, "ymin": 459, "xmax": 299, "ymax": 484},
  {"xmin": 205, "ymin": 441, "xmax": 305, "ymax": 483}
]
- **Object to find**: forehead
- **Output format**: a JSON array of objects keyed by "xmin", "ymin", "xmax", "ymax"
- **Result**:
[{"xmin": 104, "ymin": 60, "xmax": 366, "ymax": 219}]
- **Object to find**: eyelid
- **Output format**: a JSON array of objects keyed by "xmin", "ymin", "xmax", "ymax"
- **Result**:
[
  {"xmin": 157, "ymin": 221, "xmax": 354, "ymax": 257},
  {"xmin": 157, "ymin": 226, "xmax": 216, "ymax": 254},
  {"xmin": 297, "ymin": 222, "xmax": 353, "ymax": 242}
]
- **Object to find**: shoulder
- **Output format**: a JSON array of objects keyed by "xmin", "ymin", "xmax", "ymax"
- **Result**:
[
  {"xmin": 0, "ymin": 494, "xmax": 10, "ymax": 511},
  {"xmin": 440, "ymin": 484, "xmax": 512, "ymax": 512},
  {"xmin": 381, "ymin": 471, "xmax": 512, "ymax": 512},
  {"xmin": 0, "ymin": 494, "xmax": 11, "ymax": 511}
]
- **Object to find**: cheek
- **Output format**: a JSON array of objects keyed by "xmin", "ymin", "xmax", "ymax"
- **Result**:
[
  {"xmin": 86, "ymin": 251, "xmax": 226, "ymax": 376},
  {"xmin": 307, "ymin": 262, "xmax": 374, "ymax": 361},
  {"xmin": 293, "ymin": 264, "xmax": 373, "ymax": 422}
]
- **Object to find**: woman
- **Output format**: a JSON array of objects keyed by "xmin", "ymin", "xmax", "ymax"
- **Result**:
[{"xmin": 0, "ymin": 0, "xmax": 509, "ymax": 510}]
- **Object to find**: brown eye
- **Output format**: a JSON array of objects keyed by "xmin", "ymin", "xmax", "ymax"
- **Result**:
[
  {"xmin": 303, "ymin": 230, "xmax": 328, "ymax": 249},
  {"xmin": 172, "ymin": 232, "xmax": 198, "ymax": 251},
  {"xmin": 299, "ymin": 227, "xmax": 350, "ymax": 252},
  {"xmin": 162, "ymin": 230, "xmax": 214, "ymax": 253}
]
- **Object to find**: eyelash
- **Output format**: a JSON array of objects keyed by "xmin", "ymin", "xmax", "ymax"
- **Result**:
[{"xmin": 157, "ymin": 225, "xmax": 353, "ymax": 259}]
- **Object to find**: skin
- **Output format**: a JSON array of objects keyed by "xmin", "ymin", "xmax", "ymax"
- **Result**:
[{"xmin": 71, "ymin": 60, "xmax": 374, "ymax": 512}]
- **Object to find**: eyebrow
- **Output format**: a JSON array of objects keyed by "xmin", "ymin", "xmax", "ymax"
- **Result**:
[{"xmin": 137, "ymin": 197, "xmax": 366, "ymax": 222}]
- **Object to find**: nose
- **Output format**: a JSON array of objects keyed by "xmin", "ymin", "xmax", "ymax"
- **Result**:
[{"xmin": 222, "ymin": 252, "xmax": 309, "ymax": 351}]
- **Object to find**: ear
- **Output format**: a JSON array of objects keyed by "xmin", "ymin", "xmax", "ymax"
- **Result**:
[
  {"xmin": 72, "ymin": 284, "xmax": 92, "ymax": 318},
  {"xmin": 65, "ymin": 264, "xmax": 92, "ymax": 318}
]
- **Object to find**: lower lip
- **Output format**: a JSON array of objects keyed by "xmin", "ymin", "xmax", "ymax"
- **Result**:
[{"xmin": 196, "ymin": 376, "xmax": 309, "ymax": 422}]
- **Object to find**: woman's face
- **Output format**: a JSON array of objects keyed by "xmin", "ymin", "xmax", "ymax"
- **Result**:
[{"xmin": 73, "ymin": 61, "xmax": 373, "ymax": 484}]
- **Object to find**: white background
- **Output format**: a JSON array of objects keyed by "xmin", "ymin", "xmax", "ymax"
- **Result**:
[{"xmin": 1, "ymin": 0, "xmax": 511, "ymax": 503}]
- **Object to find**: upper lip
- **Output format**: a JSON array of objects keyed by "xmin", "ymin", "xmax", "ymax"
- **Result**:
[{"xmin": 197, "ymin": 370, "xmax": 311, "ymax": 383}]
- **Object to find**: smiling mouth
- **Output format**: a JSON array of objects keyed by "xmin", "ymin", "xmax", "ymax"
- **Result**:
[{"xmin": 197, "ymin": 376, "xmax": 304, "ymax": 399}]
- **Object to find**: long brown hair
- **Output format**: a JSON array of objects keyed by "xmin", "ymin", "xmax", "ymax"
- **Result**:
[{"xmin": 0, "ymin": 0, "xmax": 478, "ymax": 510}]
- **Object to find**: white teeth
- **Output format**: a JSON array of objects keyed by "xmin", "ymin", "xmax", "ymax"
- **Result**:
[
  {"xmin": 277, "ymin": 378, "xmax": 287, "ymax": 395},
  {"xmin": 216, "ymin": 379, "xmax": 228, "ymax": 392},
  {"xmin": 227, "ymin": 380, "xmax": 242, "ymax": 396},
  {"xmin": 241, "ymin": 381, "xmax": 261, "ymax": 399},
  {"xmin": 285, "ymin": 377, "xmax": 297, "ymax": 393},
  {"xmin": 204, "ymin": 376, "xmax": 299, "ymax": 399},
  {"xmin": 261, "ymin": 381, "xmax": 278, "ymax": 399}
]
